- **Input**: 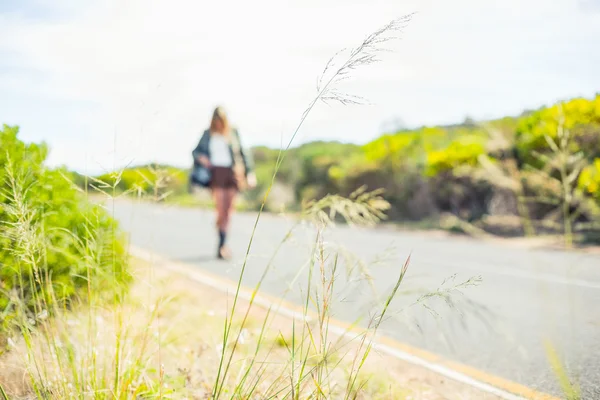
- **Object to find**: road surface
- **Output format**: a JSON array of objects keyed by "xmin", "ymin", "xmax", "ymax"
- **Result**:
[{"xmin": 111, "ymin": 199, "xmax": 600, "ymax": 398}]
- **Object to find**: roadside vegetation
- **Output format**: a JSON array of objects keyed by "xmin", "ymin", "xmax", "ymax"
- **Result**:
[
  {"xmin": 0, "ymin": 12, "xmax": 586, "ymax": 400},
  {"xmin": 0, "ymin": 15, "xmax": 445, "ymax": 400},
  {"xmin": 83, "ymin": 95, "xmax": 600, "ymax": 247},
  {"xmin": 0, "ymin": 125, "xmax": 487, "ymax": 399},
  {"xmin": 0, "ymin": 124, "xmax": 130, "ymax": 345}
]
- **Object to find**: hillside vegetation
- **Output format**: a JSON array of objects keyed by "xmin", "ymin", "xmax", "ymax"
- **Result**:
[{"xmin": 86, "ymin": 95, "xmax": 600, "ymax": 244}]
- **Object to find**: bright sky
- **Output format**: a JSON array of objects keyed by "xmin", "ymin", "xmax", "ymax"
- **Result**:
[{"xmin": 1, "ymin": 0, "xmax": 599, "ymax": 174}]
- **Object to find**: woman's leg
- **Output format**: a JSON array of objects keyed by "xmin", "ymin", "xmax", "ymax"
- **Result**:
[
  {"xmin": 215, "ymin": 187, "xmax": 237, "ymax": 259},
  {"xmin": 212, "ymin": 188, "xmax": 227, "ymax": 251},
  {"xmin": 222, "ymin": 187, "xmax": 237, "ymax": 231},
  {"xmin": 214, "ymin": 189, "xmax": 236, "ymax": 233}
]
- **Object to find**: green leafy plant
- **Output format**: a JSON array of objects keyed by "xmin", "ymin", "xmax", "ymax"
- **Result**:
[
  {"xmin": 0, "ymin": 383, "xmax": 8, "ymax": 400},
  {"xmin": 515, "ymin": 95, "xmax": 600, "ymax": 167},
  {"xmin": 0, "ymin": 124, "xmax": 130, "ymax": 342},
  {"xmin": 578, "ymin": 158, "xmax": 600, "ymax": 202},
  {"xmin": 425, "ymin": 136, "xmax": 486, "ymax": 177},
  {"xmin": 522, "ymin": 106, "xmax": 591, "ymax": 247}
]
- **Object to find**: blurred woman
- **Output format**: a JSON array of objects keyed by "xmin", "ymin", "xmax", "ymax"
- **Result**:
[{"xmin": 192, "ymin": 106, "xmax": 256, "ymax": 259}]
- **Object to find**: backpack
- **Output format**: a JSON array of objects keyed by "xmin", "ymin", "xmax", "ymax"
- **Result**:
[
  {"xmin": 189, "ymin": 131, "xmax": 212, "ymax": 190},
  {"xmin": 188, "ymin": 129, "xmax": 248, "ymax": 191}
]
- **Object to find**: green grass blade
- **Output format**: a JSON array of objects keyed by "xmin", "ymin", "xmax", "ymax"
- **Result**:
[
  {"xmin": 0, "ymin": 383, "xmax": 9, "ymax": 400},
  {"xmin": 544, "ymin": 340, "xmax": 580, "ymax": 400}
]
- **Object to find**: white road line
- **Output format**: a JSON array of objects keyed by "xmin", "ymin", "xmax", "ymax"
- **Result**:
[
  {"xmin": 433, "ymin": 260, "xmax": 600, "ymax": 290},
  {"xmin": 479, "ymin": 268, "xmax": 600, "ymax": 290}
]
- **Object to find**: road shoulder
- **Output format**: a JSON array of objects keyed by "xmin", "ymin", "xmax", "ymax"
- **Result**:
[{"xmin": 131, "ymin": 246, "xmax": 561, "ymax": 400}]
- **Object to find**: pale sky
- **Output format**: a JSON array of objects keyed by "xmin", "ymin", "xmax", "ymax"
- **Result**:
[{"xmin": 1, "ymin": 0, "xmax": 599, "ymax": 174}]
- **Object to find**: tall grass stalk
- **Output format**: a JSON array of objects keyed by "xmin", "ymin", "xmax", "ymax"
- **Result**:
[
  {"xmin": 525, "ymin": 104, "xmax": 588, "ymax": 248},
  {"xmin": 229, "ymin": 194, "xmax": 407, "ymax": 399},
  {"xmin": 0, "ymin": 383, "xmax": 8, "ymax": 400},
  {"xmin": 210, "ymin": 188, "xmax": 395, "ymax": 398},
  {"xmin": 211, "ymin": 14, "xmax": 413, "ymax": 399},
  {"xmin": 544, "ymin": 341, "xmax": 581, "ymax": 400}
]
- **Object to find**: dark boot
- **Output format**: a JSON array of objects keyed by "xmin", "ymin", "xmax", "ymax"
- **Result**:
[{"xmin": 217, "ymin": 231, "xmax": 231, "ymax": 260}]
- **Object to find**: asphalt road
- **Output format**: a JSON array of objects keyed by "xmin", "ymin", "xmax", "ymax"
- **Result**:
[{"xmin": 111, "ymin": 199, "xmax": 600, "ymax": 398}]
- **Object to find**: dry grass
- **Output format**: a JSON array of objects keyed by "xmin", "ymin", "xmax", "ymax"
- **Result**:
[{"xmin": 0, "ymin": 258, "xmax": 499, "ymax": 399}]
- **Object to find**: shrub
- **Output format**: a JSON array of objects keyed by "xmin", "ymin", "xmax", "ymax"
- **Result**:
[
  {"xmin": 515, "ymin": 95, "xmax": 600, "ymax": 166},
  {"xmin": 362, "ymin": 131, "xmax": 420, "ymax": 161},
  {"xmin": 425, "ymin": 137, "xmax": 486, "ymax": 176},
  {"xmin": 0, "ymin": 125, "xmax": 129, "ymax": 338},
  {"xmin": 579, "ymin": 158, "xmax": 600, "ymax": 202},
  {"xmin": 94, "ymin": 164, "xmax": 188, "ymax": 198},
  {"xmin": 291, "ymin": 141, "xmax": 361, "ymax": 202},
  {"xmin": 429, "ymin": 171, "xmax": 491, "ymax": 221}
]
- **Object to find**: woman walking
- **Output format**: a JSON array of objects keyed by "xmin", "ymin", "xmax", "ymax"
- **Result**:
[{"xmin": 192, "ymin": 106, "xmax": 256, "ymax": 260}]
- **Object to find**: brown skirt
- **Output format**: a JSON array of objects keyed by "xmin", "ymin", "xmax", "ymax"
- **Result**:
[{"xmin": 211, "ymin": 166, "xmax": 238, "ymax": 190}]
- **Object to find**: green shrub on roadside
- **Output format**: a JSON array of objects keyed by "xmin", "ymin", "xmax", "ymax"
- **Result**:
[
  {"xmin": 94, "ymin": 164, "xmax": 188, "ymax": 198},
  {"xmin": 515, "ymin": 95, "xmax": 600, "ymax": 166},
  {"xmin": 579, "ymin": 158, "xmax": 600, "ymax": 202},
  {"xmin": 0, "ymin": 125, "xmax": 130, "ymax": 338},
  {"xmin": 425, "ymin": 136, "xmax": 486, "ymax": 176},
  {"xmin": 362, "ymin": 127, "xmax": 448, "ymax": 167}
]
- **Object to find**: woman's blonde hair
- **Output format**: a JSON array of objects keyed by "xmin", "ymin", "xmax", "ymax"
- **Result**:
[{"xmin": 210, "ymin": 106, "xmax": 230, "ymax": 135}]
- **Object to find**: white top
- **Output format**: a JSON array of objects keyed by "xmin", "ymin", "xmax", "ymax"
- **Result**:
[{"xmin": 209, "ymin": 133, "xmax": 233, "ymax": 167}]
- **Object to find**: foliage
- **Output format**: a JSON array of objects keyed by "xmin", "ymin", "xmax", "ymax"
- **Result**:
[
  {"xmin": 515, "ymin": 95, "xmax": 600, "ymax": 166},
  {"xmin": 425, "ymin": 136, "xmax": 486, "ymax": 176},
  {"xmin": 522, "ymin": 110, "xmax": 589, "ymax": 247},
  {"xmin": 578, "ymin": 158, "xmax": 600, "ymax": 201},
  {"xmin": 93, "ymin": 164, "xmax": 188, "ymax": 198},
  {"xmin": 545, "ymin": 341, "xmax": 581, "ymax": 400},
  {"xmin": 0, "ymin": 125, "xmax": 129, "ymax": 338},
  {"xmin": 80, "ymin": 95, "xmax": 600, "ymax": 244}
]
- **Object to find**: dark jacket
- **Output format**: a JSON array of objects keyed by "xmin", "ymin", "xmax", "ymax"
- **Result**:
[{"xmin": 191, "ymin": 128, "xmax": 254, "ymax": 174}]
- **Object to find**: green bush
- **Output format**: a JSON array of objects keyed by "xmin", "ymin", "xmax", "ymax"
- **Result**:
[
  {"xmin": 579, "ymin": 158, "xmax": 600, "ymax": 202},
  {"xmin": 289, "ymin": 141, "xmax": 361, "ymax": 202},
  {"xmin": 362, "ymin": 127, "xmax": 448, "ymax": 166},
  {"xmin": 515, "ymin": 95, "xmax": 600, "ymax": 166},
  {"xmin": 94, "ymin": 164, "xmax": 188, "ymax": 197},
  {"xmin": 0, "ymin": 125, "xmax": 130, "ymax": 337},
  {"xmin": 425, "ymin": 136, "xmax": 486, "ymax": 176}
]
